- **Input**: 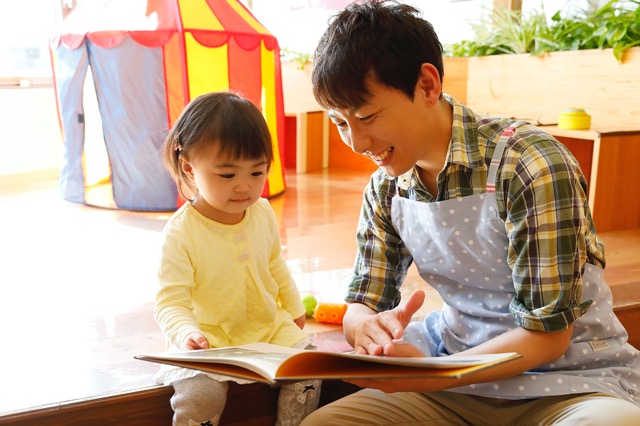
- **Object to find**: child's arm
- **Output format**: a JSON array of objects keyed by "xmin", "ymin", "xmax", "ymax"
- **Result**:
[{"xmin": 155, "ymin": 230, "xmax": 203, "ymax": 349}]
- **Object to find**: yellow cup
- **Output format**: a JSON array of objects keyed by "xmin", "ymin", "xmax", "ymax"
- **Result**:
[{"xmin": 558, "ymin": 108, "xmax": 591, "ymax": 130}]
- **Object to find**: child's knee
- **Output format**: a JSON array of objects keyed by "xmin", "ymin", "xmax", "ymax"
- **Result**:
[
  {"xmin": 171, "ymin": 375, "xmax": 228, "ymax": 426},
  {"xmin": 276, "ymin": 380, "xmax": 322, "ymax": 425}
]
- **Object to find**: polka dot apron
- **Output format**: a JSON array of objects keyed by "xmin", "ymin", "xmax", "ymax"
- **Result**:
[{"xmin": 391, "ymin": 124, "xmax": 640, "ymax": 404}]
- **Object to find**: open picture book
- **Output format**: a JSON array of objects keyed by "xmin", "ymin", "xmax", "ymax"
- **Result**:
[{"xmin": 136, "ymin": 342, "xmax": 521, "ymax": 385}]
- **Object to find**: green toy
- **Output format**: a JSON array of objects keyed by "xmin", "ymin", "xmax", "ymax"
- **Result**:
[{"xmin": 301, "ymin": 294, "xmax": 317, "ymax": 317}]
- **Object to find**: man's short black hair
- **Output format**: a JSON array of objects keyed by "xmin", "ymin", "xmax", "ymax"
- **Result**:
[{"xmin": 312, "ymin": 0, "xmax": 444, "ymax": 110}]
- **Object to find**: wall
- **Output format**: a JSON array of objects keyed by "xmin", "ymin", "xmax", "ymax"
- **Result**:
[{"xmin": 0, "ymin": 87, "xmax": 62, "ymax": 178}]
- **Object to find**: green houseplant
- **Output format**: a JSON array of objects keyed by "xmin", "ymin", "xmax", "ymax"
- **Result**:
[
  {"xmin": 281, "ymin": 47, "xmax": 314, "ymax": 70},
  {"xmin": 446, "ymin": 0, "xmax": 640, "ymax": 62}
]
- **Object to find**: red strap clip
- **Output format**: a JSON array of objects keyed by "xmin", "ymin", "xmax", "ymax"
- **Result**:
[{"xmin": 502, "ymin": 126, "xmax": 516, "ymax": 137}]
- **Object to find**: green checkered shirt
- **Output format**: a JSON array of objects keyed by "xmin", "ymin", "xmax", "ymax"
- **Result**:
[{"xmin": 346, "ymin": 96, "xmax": 605, "ymax": 332}]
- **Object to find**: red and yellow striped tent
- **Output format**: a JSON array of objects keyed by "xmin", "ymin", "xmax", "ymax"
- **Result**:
[{"xmin": 50, "ymin": 0, "xmax": 286, "ymax": 211}]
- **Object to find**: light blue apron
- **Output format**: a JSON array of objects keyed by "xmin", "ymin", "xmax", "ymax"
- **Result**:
[{"xmin": 391, "ymin": 124, "xmax": 640, "ymax": 404}]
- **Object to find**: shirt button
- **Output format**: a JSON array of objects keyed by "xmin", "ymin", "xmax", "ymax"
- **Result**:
[{"xmin": 237, "ymin": 250, "xmax": 250, "ymax": 262}]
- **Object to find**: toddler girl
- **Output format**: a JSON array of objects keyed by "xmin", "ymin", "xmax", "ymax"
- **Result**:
[{"xmin": 155, "ymin": 91, "xmax": 320, "ymax": 426}]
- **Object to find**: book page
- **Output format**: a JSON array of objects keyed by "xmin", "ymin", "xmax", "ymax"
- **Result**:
[
  {"xmin": 144, "ymin": 344, "xmax": 302, "ymax": 381},
  {"xmin": 137, "ymin": 343, "xmax": 521, "ymax": 382}
]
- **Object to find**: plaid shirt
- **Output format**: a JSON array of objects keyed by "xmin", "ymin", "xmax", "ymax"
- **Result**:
[{"xmin": 346, "ymin": 96, "xmax": 605, "ymax": 332}]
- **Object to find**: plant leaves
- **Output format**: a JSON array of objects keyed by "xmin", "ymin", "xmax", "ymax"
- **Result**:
[{"xmin": 444, "ymin": 0, "xmax": 640, "ymax": 60}]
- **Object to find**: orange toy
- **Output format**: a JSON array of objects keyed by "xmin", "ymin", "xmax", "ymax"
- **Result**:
[{"xmin": 314, "ymin": 302, "xmax": 348, "ymax": 324}]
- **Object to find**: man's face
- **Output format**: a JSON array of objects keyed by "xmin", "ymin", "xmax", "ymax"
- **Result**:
[{"xmin": 326, "ymin": 78, "xmax": 433, "ymax": 178}]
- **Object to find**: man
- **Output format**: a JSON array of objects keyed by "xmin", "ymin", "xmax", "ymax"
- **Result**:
[{"xmin": 301, "ymin": 1, "xmax": 640, "ymax": 424}]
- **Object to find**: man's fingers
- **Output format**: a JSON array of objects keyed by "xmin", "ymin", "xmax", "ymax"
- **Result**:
[
  {"xmin": 388, "ymin": 342, "xmax": 425, "ymax": 357},
  {"xmin": 398, "ymin": 290, "xmax": 425, "ymax": 325},
  {"xmin": 354, "ymin": 320, "xmax": 392, "ymax": 355},
  {"xmin": 352, "ymin": 292, "xmax": 425, "ymax": 355}
]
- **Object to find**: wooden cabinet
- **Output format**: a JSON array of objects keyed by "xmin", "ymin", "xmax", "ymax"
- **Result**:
[
  {"xmin": 542, "ymin": 126, "xmax": 640, "ymax": 232},
  {"xmin": 284, "ymin": 111, "xmax": 328, "ymax": 173},
  {"xmin": 282, "ymin": 61, "xmax": 329, "ymax": 173}
]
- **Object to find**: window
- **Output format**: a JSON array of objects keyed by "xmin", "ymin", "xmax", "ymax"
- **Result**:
[{"xmin": 0, "ymin": 0, "xmax": 64, "ymax": 87}]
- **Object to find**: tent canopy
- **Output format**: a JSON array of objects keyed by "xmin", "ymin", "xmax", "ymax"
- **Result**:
[{"xmin": 51, "ymin": 0, "xmax": 286, "ymax": 211}]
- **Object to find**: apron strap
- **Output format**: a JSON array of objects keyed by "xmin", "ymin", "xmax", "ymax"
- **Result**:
[{"xmin": 486, "ymin": 121, "xmax": 528, "ymax": 193}]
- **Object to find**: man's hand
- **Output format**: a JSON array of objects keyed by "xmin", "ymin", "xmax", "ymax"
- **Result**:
[
  {"xmin": 181, "ymin": 332, "xmax": 210, "ymax": 351},
  {"xmin": 347, "ymin": 290, "xmax": 426, "ymax": 356}
]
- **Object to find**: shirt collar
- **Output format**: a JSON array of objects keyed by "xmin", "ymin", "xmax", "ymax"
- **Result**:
[
  {"xmin": 446, "ymin": 95, "xmax": 485, "ymax": 170},
  {"xmin": 396, "ymin": 96, "xmax": 484, "ymax": 191},
  {"xmin": 397, "ymin": 168, "xmax": 413, "ymax": 190}
]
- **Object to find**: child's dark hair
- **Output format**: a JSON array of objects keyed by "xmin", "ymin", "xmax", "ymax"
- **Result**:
[
  {"xmin": 312, "ymin": 0, "xmax": 444, "ymax": 109},
  {"xmin": 163, "ymin": 92, "xmax": 273, "ymax": 201}
]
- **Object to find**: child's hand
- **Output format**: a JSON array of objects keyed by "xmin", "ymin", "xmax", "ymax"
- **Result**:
[
  {"xmin": 293, "ymin": 314, "xmax": 306, "ymax": 330},
  {"xmin": 181, "ymin": 332, "xmax": 210, "ymax": 351}
]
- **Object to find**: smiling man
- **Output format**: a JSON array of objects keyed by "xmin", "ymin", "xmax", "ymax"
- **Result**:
[{"xmin": 301, "ymin": 1, "xmax": 640, "ymax": 425}]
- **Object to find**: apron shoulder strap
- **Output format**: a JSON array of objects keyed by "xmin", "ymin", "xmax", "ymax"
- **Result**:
[{"xmin": 486, "ymin": 120, "xmax": 529, "ymax": 193}]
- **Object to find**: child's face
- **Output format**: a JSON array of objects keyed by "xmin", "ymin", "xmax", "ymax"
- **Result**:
[{"xmin": 180, "ymin": 145, "xmax": 269, "ymax": 224}]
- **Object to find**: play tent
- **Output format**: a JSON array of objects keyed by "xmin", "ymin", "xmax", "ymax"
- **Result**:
[{"xmin": 50, "ymin": 0, "xmax": 287, "ymax": 211}]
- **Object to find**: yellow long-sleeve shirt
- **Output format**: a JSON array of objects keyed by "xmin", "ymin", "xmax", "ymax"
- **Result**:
[{"xmin": 155, "ymin": 198, "xmax": 307, "ymax": 354}]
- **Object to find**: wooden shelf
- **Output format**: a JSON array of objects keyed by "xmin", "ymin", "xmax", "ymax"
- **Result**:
[{"xmin": 540, "ymin": 125, "xmax": 640, "ymax": 232}]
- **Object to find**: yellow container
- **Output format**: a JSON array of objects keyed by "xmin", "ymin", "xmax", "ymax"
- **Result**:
[{"xmin": 558, "ymin": 108, "xmax": 591, "ymax": 130}]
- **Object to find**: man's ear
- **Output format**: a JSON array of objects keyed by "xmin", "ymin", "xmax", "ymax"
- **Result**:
[
  {"xmin": 180, "ymin": 156, "xmax": 194, "ymax": 180},
  {"xmin": 416, "ymin": 63, "xmax": 442, "ymax": 105}
]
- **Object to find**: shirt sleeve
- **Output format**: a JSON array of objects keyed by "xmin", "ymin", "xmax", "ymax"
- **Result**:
[
  {"xmin": 155, "ymin": 225, "xmax": 202, "ymax": 349},
  {"xmin": 346, "ymin": 173, "xmax": 414, "ymax": 312},
  {"xmin": 500, "ymin": 136, "xmax": 594, "ymax": 332}
]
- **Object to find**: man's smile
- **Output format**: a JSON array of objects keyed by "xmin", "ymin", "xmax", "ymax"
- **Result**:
[{"xmin": 368, "ymin": 147, "xmax": 394, "ymax": 164}]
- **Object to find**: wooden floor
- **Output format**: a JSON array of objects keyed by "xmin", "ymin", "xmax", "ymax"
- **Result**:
[{"xmin": 0, "ymin": 167, "xmax": 638, "ymax": 417}]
